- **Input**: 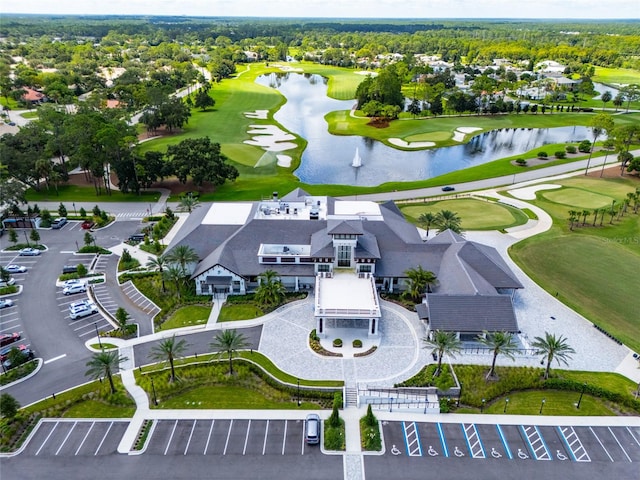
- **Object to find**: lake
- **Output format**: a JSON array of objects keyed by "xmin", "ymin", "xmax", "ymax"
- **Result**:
[{"xmin": 255, "ymin": 72, "xmax": 596, "ymax": 186}]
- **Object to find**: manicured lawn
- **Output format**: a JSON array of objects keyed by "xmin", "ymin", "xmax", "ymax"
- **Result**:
[
  {"xmin": 399, "ymin": 198, "xmax": 528, "ymax": 230},
  {"xmin": 482, "ymin": 390, "xmax": 615, "ymax": 416},
  {"xmin": 62, "ymin": 400, "xmax": 136, "ymax": 418},
  {"xmin": 218, "ymin": 303, "xmax": 264, "ymax": 321},
  {"xmin": 509, "ymin": 176, "xmax": 640, "ymax": 352},
  {"xmin": 593, "ymin": 66, "xmax": 640, "ymax": 85},
  {"xmin": 157, "ymin": 384, "xmax": 317, "ymax": 409},
  {"xmin": 158, "ymin": 305, "xmax": 212, "ymax": 331},
  {"xmin": 26, "ymin": 185, "xmax": 162, "ymax": 203}
]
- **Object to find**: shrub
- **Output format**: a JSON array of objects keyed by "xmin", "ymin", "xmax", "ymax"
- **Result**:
[
  {"xmin": 333, "ymin": 338, "xmax": 342, "ymax": 347},
  {"xmin": 352, "ymin": 339, "xmax": 362, "ymax": 348},
  {"xmin": 396, "ymin": 363, "xmax": 455, "ymax": 390},
  {"xmin": 360, "ymin": 415, "xmax": 382, "ymax": 451},
  {"xmin": 566, "ymin": 145, "xmax": 577, "ymax": 154},
  {"xmin": 555, "ymin": 151, "xmax": 567, "ymax": 159},
  {"xmin": 515, "ymin": 158, "xmax": 527, "ymax": 166},
  {"xmin": 324, "ymin": 419, "xmax": 345, "ymax": 450},
  {"xmin": 76, "ymin": 264, "xmax": 88, "ymax": 277},
  {"xmin": 364, "ymin": 404, "xmax": 377, "ymax": 427},
  {"xmin": 537, "ymin": 151, "xmax": 548, "ymax": 158},
  {"xmin": 333, "ymin": 391, "xmax": 343, "ymax": 410},
  {"xmin": 578, "ymin": 139, "xmax": 592, "ymax": 153},
  {"xmin": 328, "ymin": 402, "xmax": 341, "ymax": 427}
]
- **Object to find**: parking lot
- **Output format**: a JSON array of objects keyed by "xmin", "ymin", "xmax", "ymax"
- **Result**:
[
  {"xmin": 380, "ymin": 420, "xmax": 640, "ymax": 463},
  {"xmin": 144, "ymin": 418, "xmax": 325, "ymax": 457},
  {"xmin": 19, "ymin": 419, "xmax": 129, "ymax": 457}
]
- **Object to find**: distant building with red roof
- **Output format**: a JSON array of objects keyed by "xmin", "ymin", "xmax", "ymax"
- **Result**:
[{"xmin": 21, "ymin": 87, "xmax": 46, "ymax": 104}]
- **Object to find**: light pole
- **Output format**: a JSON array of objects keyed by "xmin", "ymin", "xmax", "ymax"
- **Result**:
[
  {"xmin": 481, "ymin": 398, "xmax": 486, "ymax": 413},
  {"xmin": 576, "ymin": 382, "xmax": 587, "ymax": 409},
  {"xmin": 539, "ymin": 398, "xmax": 546, "ymax": 415},
  {"xmin": 24, "ymin": 230, "xmax": 29, "ymax": 246},
  {"xmin": 73, "ymin": 202, "xmax": 76, "ymax": 216},
  {"xmin": 503, "ymin": 397, "xmax": 510, "ymax": 413},
  {"xmin": 94, "ymin": 323, "xmax": 102, "ymax": 349},
  {"xmin": 150, "ymin": 377, "xmax": 158, "ymax": 406},
  {"xmin": 297, "ymin": 378, "xmax": 301, "ymax": 406}
]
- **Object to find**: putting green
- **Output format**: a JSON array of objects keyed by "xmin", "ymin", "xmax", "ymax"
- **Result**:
[
  {"xmin": 406, "ymin": 131, "xmax": 451, "ymax": 142},
  {"xmin": 399, "ymin": 198, "xmax": 527, "ymax": 230},
  {"xmin": 541, "ymin": 188, "xmax": 614, "ymax": 209}
]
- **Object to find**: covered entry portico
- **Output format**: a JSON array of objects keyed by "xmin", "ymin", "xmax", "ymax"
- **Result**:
[{"xmin": 314, "ymin": 271, "xmax": 381, "ymax": 339}]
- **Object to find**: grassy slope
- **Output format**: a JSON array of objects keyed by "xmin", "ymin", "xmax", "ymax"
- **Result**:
[
  {"xmin": 592, "ymin": 66, "xmax": 640, "ymax": 85},
  {"xmin": 509, "ymin": 176, "xmax": 640, "ymax": 352}
]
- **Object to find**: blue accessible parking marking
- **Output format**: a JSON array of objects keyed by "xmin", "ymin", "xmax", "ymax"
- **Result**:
[
  {"xmin": 558, "ymin": 426, "xmax": 590, "ymax": 462},
  {"xmin": 436, "ymin": 423, "xmax": 449, "ymax": 457},
  {"xmin": 462, "ymin": 423, "xmax": 485, "ymax": 459},
  {"xmin": 402, "ymin": 422, "xmax": 422, "ymax": 456},
  {"xmin": 521, "ymin": 425, "xmax": 552, "ymax": 461},
  {"xmin": 495, "ymin": 425, "xmax": 513, "ymax": 459}
]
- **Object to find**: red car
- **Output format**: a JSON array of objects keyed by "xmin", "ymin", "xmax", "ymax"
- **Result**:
[
  {"xmin": 0, "ymin": 332, "xmax": 21, "ymax": 347},
  {"xmin": 81, "ymin": 220, "xmax": 95, "ymax": 230}
]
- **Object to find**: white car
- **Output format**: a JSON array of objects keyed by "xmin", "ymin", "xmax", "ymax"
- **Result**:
[
  {"xmin": 63, "ymin": 279, "xmax": 85, "ymax": 287},
  {"xmin": 63, "ymin": 283, "xmax": 87, "ymax": 295},
  {"xmin": 0, "ymin": 299, "xmax": 14, "ymax": 309},
  {"xmin": 0, "ymin": 277, "xmax": 16, "ymax": 287},
  {"xmin": 19, "ymin": 248, "xmax": 41, "ymax": 256},
  {"xmin": 4, "ymin": 265, "xmax": 27, "ymax": 274},
  {"xmin": 69, "ymin": 300, "xmax": 98, "ymax": 320}
]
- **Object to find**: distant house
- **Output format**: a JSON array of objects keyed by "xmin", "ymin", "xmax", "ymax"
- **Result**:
[{"xmin": 21, "ymin": 87, "xmax": 47, "ymax": 105}]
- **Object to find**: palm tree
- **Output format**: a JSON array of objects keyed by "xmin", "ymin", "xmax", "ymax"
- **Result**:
[
  {"xmin": 568, "ymin": 210, "xmax": 578, "ymax": 230},
  {"xmin": 166, "ymin": 244, "xmax": 199, "ymax": 273},
  {"xmin": 477, "ymin": 331, "xmax": 518, "ymax": 379},
  {"xmin": 418, "ymin": 212, "xmax": 436, "ymax": 238},
  {"xmin": 211, "ymin": 329, "xmax": 249, "ymax": 375},
  {"xmin": 146, "ymin": 254, "xmax": 168, "ymax": 292},
  {"xmin": 592, "ymin": 208, "xmax": 599, "ymax": 227},
  {"xmin": 254, "ymin": 269, "xmax": 286, "ymax": 308},
  {"xmin": 164, "ymin": 264, "xmax": 185, "ymax": 298},
  {"xmin": 403, "ymin": 266, "xmax": 437, "ymax": 302},
  {"xmin": 581, "ymin": 209, "xmax": 590, "ymax": 226},
  {"xmin": 600, "ymin": 90, "xmax": 612, "ymax": 111},
  {"xmin": 149, "ymin": 335, "xmax": 190, "ymax": 383},
  {"xmin": 531, "ymin": 332, "xmax": 575, "ymax": 380},
  {"xmin": 85, "ymin": 350, "xmax": 128, "ymax": 394},
  {"xmin": 178, "ymin": 194, "xmax": 200, "ymax": 213},
  {"xmin": 423, "ymin": 330, "xmax": 462, "ymax": 377},
  {"xmin": 434, "ymin": 210, "xmax": 463, "ymax": 234}
]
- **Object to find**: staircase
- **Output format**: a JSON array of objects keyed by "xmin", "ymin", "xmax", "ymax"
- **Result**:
[{"xmin": 345, "ymin": 386, "xmax": 358, "ymax": 408}]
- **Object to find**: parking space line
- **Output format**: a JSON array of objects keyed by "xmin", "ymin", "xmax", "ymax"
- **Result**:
[
  {"xmin": 436, "ymin": 423, "xmax": 449, "ymax": 457},
  {"xmin": 55, "ymin": 421, "xmax": 77, "ymax": 455},
  {"xmin": 589, "ymin": 427, "xmax": 613, "ymax": 462},
  {"xmin": 164, "ymin": 420, "xmax": 178, "ymax": 456},
  {"xmin": 608, "ymin": 427, "xmax": 632, "ymax": 462},
  {"xmin": 243, "ymin": 420, "xmax": 251, "ymax": 455},
  {"xmin": 300, "ymin": 420, "xmax": 305, "ymax": 455},
  {"xmin": 262, "ymin": 420, "xmax": 270, "ymax": 455},
  {"xmin": 402, "ymin": 422, "xmax": 422, "ymax": 456},
  {"xmin": 627, "ymin": 427, "xmax": 640, "ymax": 447},
  {"xmin": 495, "ymin": 425, "xmax": 512, "ymax": 460},
  {"xmin": 184, "ymin": 420, "xmax": 197, "ymax": 455},
  {"xmin": 462, "ymin": 423, "xmax": 485, "ymax": 459},
  {"xmin": 204, "ymin": 420, "xmax": 214, "ymax": 454},
  {"xmin": 35, "ymin": 422, "xmax": 59, "ymax": 456},
  {"xmin": 223, "ymin": 419, "xmax": 233, "ymax": 455},
  {"xmin": 520, "ymin": 426, "xmax": 551, "ymax": 460},
  {"xmin": 558, "ymin": 426, "xmax": 589, "ymax": 462},
  {"xmin": 75, "ymin": 422, "xmax": 95, "ymax": 455},
  {"xmin": 94, "ymin": 422, "xmax": 113, "ymax": 455},
  {"xmin": 282, "ymin": 420, "xmax": 287, "ymax": 455}
]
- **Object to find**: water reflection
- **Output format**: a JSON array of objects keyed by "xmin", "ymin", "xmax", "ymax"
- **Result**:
[{"xmin": 255, "ymin": 72, "xmax": 596, "ymax": 186}]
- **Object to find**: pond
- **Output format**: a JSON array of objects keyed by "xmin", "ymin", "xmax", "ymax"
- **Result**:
[{"xmin": 255, "ymin": 72, "xmax": 596, "ymax": 186}]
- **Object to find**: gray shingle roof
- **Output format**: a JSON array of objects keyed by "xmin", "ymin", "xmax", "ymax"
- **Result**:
[
  {"xmin": 426, "ymin": 294, "xmax": 519, "ymax": 333},
  {"xmin": 327, "ymin": 219, "xmax": 364, "ymax": 235}
]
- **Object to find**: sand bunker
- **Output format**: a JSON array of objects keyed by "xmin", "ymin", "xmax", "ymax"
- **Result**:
[
  {"xmin": 276, "ymin": 155, "xmax": 292, "ymax": 167},
  {"xmin": 509, "ymin": 183, "xmax": 561, "ymax": 200},
  {"xmin": 355, "ymin": 71, "xmax": 377, "ymax": 76},
  {"xmin": 452, "ymin": 126, "xmax": 482, "ymax": 142},
  {"xmin": 389, "ymin": 138, "xmax": 435, "ymax": 148},
  {"xmin": 244, "ymin": 124, "xmax": 297, "ymax": 152},
  {"xmin": 245, "ymin": 110, "xmax": 268, "ymax": 119}
]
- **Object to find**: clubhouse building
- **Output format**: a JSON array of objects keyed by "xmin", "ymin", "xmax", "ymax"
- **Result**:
[{"xmin": 167, "ymin": 189, "xmax": 523, "ymax": 340}]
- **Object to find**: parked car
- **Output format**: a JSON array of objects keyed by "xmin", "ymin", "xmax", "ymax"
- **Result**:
[
  {"xmin": 63, "ymin": 279, "xmax": 85, "ymax": 287},
  {"xmin": 0, "ymin": 277, "xmax": 16, "ymax": 287},
  {"xmin": 19, "ymin": 247, "xmax": 41, "ymax": 256},
  {"xmin": 305, "ymin": 414, "xmax": 320, "ymax": 445},
  {"xmin": 0, "ymin": 332, "xmax": 21, "ymax": 347},
  {"xmin": 69, "ymin": 300, "xmax": 98, "ymax": 320},
  {"xmin": 441, "ymin": 186, "xmax": 455, "ymax": 192},
  {"xmin": 128, "ymin": 233, "xmax": 146, "ymax": 242},
  {"xmin": 2, "ymin": 347, "xmax": 34, "ymax": 369},
  {"xmin": 62, "ymin": 265, "xmax": 79, "ymax": 274},
  {"xmin": 63, "ymin": 283, "xmax": 87, "ymax": 295},
  {"xmin": 0, "ymin": 344, "xmax": 30, "ymax": 362},
  {"xmin": 51, "ymin": 217, "xmax": 68, "ymax": 229},
  {"xmin": 0, "ymin": 299, "xmax": 14, "ymax": 309},
  {"xmin": 4, "ymin": 264, "xmax": 27, "ymax": 274},
  {"xmin": 81, "ymin": 220, "xmax": 95, "ymax": 230}
]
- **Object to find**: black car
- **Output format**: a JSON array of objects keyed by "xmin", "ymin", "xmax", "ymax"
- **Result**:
[{"xmin": 441, "ymin": 186, "xmax": 455, "ymax": 192}]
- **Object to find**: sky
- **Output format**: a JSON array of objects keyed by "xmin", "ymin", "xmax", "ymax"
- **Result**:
[{"xmin": 2, "ymin": 0, "xmax": 639, "ymax": 20}]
